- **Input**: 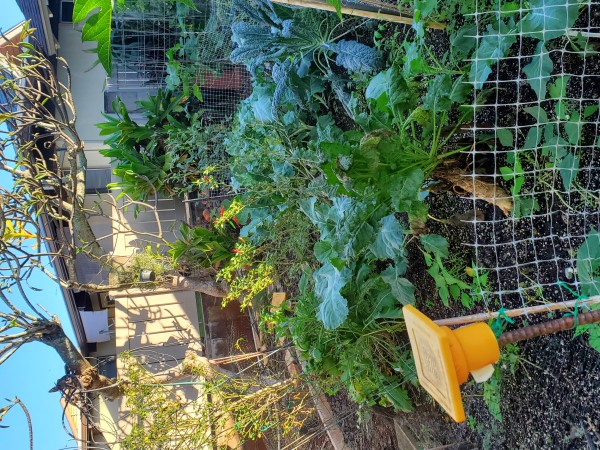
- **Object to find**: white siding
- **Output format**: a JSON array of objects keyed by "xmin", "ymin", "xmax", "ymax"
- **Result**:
[{"xmin": 56, "ymin": 23, "xmax": 109, "ymax": 166}]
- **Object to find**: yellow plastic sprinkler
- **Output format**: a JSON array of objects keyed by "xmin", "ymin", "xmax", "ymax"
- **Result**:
[
  {"xmin": 403, "ymin": 302, "xmax": 600, "ymax": 423},
  {"xmin": 403, "ymin": 305, "xmax": 499, "ymax": 422}
]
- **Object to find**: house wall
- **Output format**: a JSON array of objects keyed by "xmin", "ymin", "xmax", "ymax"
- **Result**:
[
  {"xmin": 54, "ymin": 23, "xmax": 187, "ymax": 280},
  {"xmin": 56, "ymin": 23, "xmax": 109, "ymax": 168},
  {"xmin": 94, "ymin": 288, "xmax": 207, "ymax": 449},
  {"xmin": 47, "ymin": 11, "xmax": 254, "ymax": 450},
  {"xmin": 111, "ymin": 197, "xmax": 187, "ymax": 258},
  {"xmin": 113, "ymin": 289, "xmax": 202, "ymax": 373}
]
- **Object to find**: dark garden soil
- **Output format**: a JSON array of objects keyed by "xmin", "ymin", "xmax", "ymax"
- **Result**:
[
  {"xmin": 328, "ymin": 390, "xmax": 400, "ymax": 450},
  {"xmin": 278, "ymin": 8, "xmax": 600, "ymax": 449},
  {"xmin": 394, "ymin": 329, "xmax": 600, "ymax": 450},
  {"xmin": 399, "ymin": 5, "xmax": 600, "ymax": 450}
]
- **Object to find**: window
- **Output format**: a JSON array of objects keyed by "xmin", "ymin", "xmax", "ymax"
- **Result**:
[
  {"xmin": 61, "ymin": 1, "xmax": 74, "ymax": 23},
  {"xmin": 104, "ymin": 89, "xmax": 155, "ymax": 114},
  {"xmin": 60, "ymin": 168, "xmax": 111, "ymax": 194},
  {"xmin": 85, "ymin": 168, "xmax": 111, "ymax": 195},
  {"xmin": 97, "ymin": 356, "xmax": 117, "ymax": 379}
]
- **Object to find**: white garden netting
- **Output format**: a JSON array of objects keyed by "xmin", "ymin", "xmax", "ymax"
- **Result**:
[
  {"xmin": 466, "ymin": 1, "xmax": 600, "ymax": 311},
  {"xmin": 109, "ymin": 0, "xmax": 250, "ymax": 116}
]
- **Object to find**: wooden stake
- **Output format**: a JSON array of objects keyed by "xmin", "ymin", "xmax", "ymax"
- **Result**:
[
  {"xmin": 433, "ymin": 296, "xmax": 600, "ymax": 327},
  {"xmin": 270, "ymin": 0, "xmax": 446, "ymax": 30}
]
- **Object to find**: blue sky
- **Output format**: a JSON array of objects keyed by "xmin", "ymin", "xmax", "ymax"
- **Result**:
[{"xmin": 0, "ymin": 2, "xmax": 78, "ymax": 449}]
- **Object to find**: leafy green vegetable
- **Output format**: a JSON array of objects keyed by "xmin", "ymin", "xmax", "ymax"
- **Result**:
[
  {"xmin": 283, "ymin": 276, "xmax": 414, "ymax": 411},
  {"xmin": 365, "ymin": 67, "xmax": 413, "ymax": 122},
  {"xmin": 334, "ymin": 40, "xmax": 381, "ymax": 73},
  {"xmin": 370, "ymin": 215, "xmax": 405, "ymax": 260},
  {"xmin": 423, "ymin": 74, "xmax": 470, "ymax": 112},
  {"xmin": 522, "ymin": 42, "xmax": 553, "ymax": 101},
  {"xmin": 389, "ymin": 168, "xmax": 425, "ymax": 210},
  {"xmin": 519, "ymin": 0, "xmax": 580, "ymax": 41},
  {"xmin": 469, "ymin": 21, "xmax": 517, "ymax": 89},
  {"xmin": 314, "ymin": 263, "xmax": 351, "ymax": 329}
]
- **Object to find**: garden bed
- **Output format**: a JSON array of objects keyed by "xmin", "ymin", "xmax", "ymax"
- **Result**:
[
  {"xmin": 100, "ymin": 0, "xmax": 600, "ymax": 447},
  {"xmin": 400, "ymin": 3, "xmax": 600, "ymax": 447}
]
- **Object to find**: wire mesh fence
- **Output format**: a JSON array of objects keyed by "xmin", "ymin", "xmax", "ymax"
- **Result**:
[
  {"xmin": 452, "ymin": 4, "xmax": 600, "ymax": 444},
  {"xmin": 109, "ymin": 0, "xmax": 250, "ymax": 116},
  {"xmin": 464, "ymin": 0, "xmax": 600, "ymax": 312}
]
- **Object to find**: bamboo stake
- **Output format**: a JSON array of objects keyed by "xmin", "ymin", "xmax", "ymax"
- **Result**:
[
  {"xmin": 211, "ymin": 351, "xmax": 264, "ymax": 365},
  {"xmin": 433, "ymin": 296, "xmax": 600, "ymax": 327},
  {"xmin": 270, "ymin": 0, "xmax": 446, "ymax": 30}
]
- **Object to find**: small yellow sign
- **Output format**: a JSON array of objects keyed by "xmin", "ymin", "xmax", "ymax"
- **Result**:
[
  {"xmin": 404, "ymin": 305, "xmax": 466, "ymax": 422},
  {"xmin": 403, "ymin": 305, "xmax": 500, "ymax": 423}
]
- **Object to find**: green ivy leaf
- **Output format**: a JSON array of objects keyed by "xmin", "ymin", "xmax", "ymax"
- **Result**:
[
  {"xmin": 523, "ymin": 42, "xmax": 553, "ymax": 101},
  {"xmin": 73, "ymin": 0, "xmax": 114, "ymax": 75},
  {"xmin": 314, "ymin": 263, "xmax": 351, "ymax": 330},
  {"xmin": 370, "ymin": 215, "xmax": 405, "ymax": 260},
  {"xmin": 420, "ymin": 234, "xmax": 449, "ymax": 259}
]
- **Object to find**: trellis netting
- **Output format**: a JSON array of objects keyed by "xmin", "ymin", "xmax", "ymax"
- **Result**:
[
  {"xmin": 464, "ymin": 1, "xmax": 600, "ymax": 313},
  {"xmin": 108, "ymin": 0, "xmax": 251, "ymax": 220},
  {"xmin": 109, "ymin": 0, "xmax": 251, "ymax": 116}
]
